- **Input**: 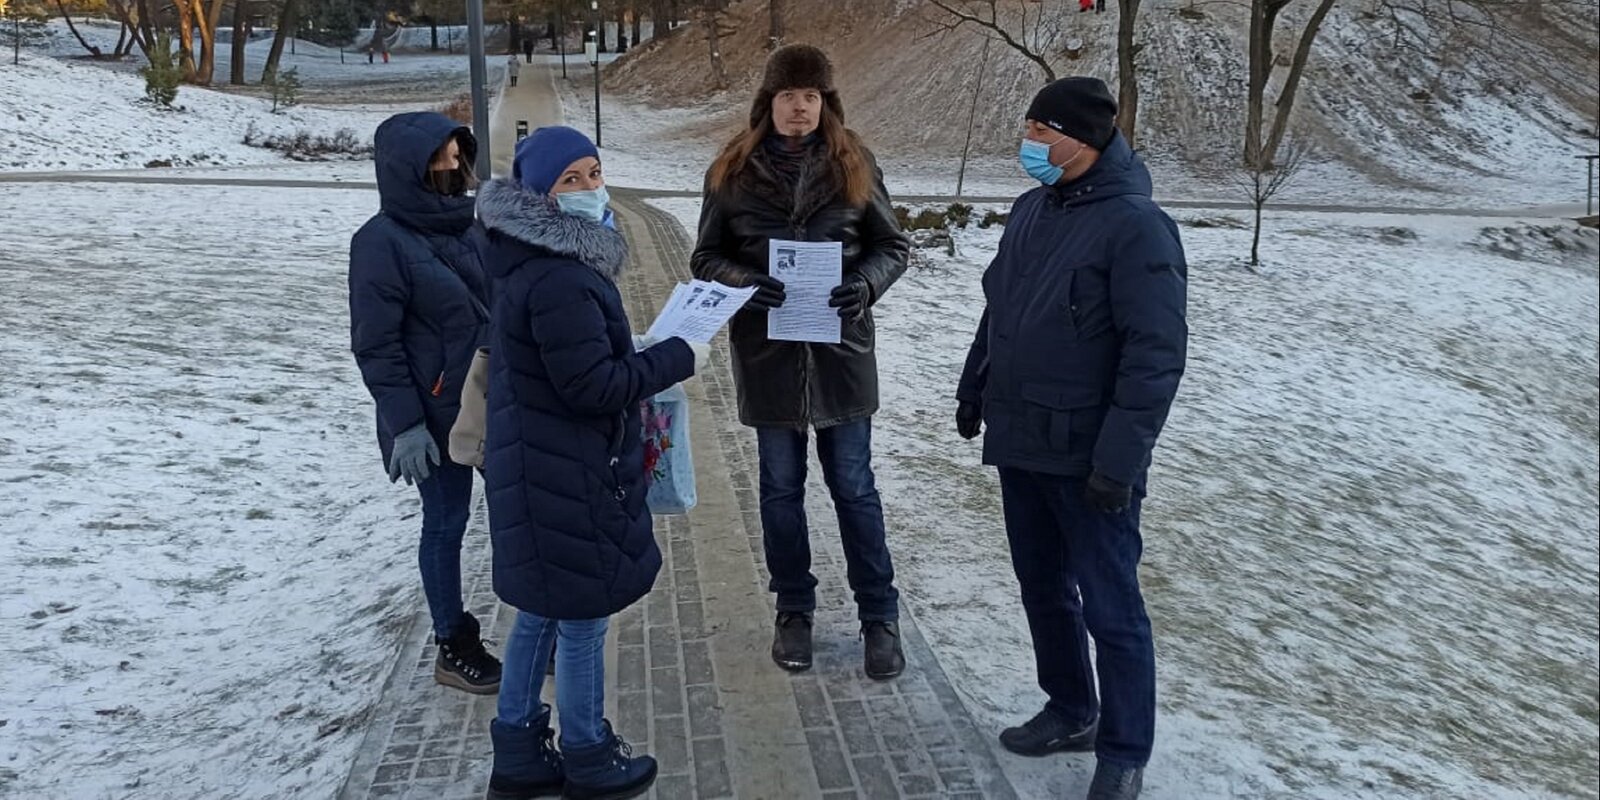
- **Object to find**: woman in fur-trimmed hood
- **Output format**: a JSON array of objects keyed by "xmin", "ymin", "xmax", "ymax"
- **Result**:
[
  {"xmin": 689, "ymin": 44, "xmax": 912, "ymax": 681},
  {"xmin": 475, "ymin": 125, "xmax": 706, "ymax": 800}
]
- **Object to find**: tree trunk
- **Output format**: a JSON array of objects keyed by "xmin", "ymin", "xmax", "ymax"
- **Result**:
[
  {"xmin": 113, "ymin": 16, "xmax": 129, "ymax": 57},
  {"xmin": 768, "ymin": 0, "xmax": 784, "ymax": 48},
  {"xmin": 430, "ymin": 19, "xmax": 439, "ymax": 51},
  {"xmin": 1251, "ymin": 201, "xmax": 1263, "ymax": 266},
  {"xmin": 631, "ymin": 2, "xmax": 641, "ymax": 47},
  {"xmin": 1260, "ymin": 0, "xmax": 1334, "ymax": 168},
  {"xmin": 175, "ymin": 0, "xmax": 199, "ymax": 81},
  {"xmin": 191, "ymin": 0, "xmax": 225, "ymax": 84},
  {"xmin": 615, "ymin": 3, "xmax": 627, "ymax": 49},
  {"xmin": 704, "ymin": 3, "xmax": 727, "ymax": 88},
  {"xmin": 651, "ymin": 0, "xmax": 668, "ymax": 37},
  {"xmin": 230, "ymin": 0, "xmax": 248, "ymax": 84},
  {"xmin": 134, "ymin": 0, "xmax": 157, "ymax": 60},
  {"xmin": 58, "ymin": 1, "xmax": 104, "ymax": 57},
  {"xmin": 596, "ymin": 3, "xmax": 607, "ymax": 51},
  {"xmin": 262, "ymin": 0, "xmax": 297, "ymax": 82},
  {"xmin": 1115, "ymin": 0, "xmax": 1141, "ymax": 148}
]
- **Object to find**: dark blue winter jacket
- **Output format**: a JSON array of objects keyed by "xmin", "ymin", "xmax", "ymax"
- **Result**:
[
  {"xmin": 475, "ymin": 178, "xmax": 696, "ymax": 620},
  {"xmin": 957, "ymin": 133, "xmax": 1187, "ymax": 486},
  {"xmin": 349, "ymin": 112, "xmax": 490, "ymax": 470}
]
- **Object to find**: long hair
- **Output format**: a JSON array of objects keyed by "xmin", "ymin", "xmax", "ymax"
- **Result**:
[{"xmin": 707, "ymin": 95, "xmax": 874, "ymax": 207}]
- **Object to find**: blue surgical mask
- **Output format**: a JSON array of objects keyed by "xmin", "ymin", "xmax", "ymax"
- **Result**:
[
  {"xmin": 1020, "ymin": 139, "xmax": 1064, "ymax": 185},
  {"xmin": 555, "ymin": 186, "xmax": 610, "ymax": 223}
]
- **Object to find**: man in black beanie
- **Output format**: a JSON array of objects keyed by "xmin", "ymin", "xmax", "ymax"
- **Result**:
[{"xmin": 955, "ymin": 76, "xmax": 1187, "ymax": 800}]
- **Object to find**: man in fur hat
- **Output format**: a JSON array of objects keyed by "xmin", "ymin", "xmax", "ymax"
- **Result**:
[{"xmin": 690, "ymin": 45, "xmax": 912, "ymax": 680}]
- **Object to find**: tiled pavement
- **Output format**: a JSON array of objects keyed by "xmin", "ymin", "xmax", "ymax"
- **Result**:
[{"xmin": 339, "ymin": 60, "xmax": 1020, "ymax": 800}]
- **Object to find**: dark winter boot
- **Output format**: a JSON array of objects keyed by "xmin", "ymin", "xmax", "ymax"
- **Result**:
[
  {"xmin": 436, "ymin": 612, "xmax": 502, "ymax": 695},
  {"xmin": 770, "ymin": 612, "xmax": 814, "ymax": 672},
  {"xmin": 1086, "ymin": 761, "xmax": 1143, "ymax": 800},
  {"xmin": 861, "ymin": 621, "xmax": 905, "ymax": 680},
  {"xmin": 486, "ymin": 707, "xmax": 564, "ymax": 800},
  {"xmin": 560, "ymin": 721, "xmax": 657, "ymax": 800},
  {"xmin": 999, "ymin": 707, "xmax": 1098, "ymax": 757}
]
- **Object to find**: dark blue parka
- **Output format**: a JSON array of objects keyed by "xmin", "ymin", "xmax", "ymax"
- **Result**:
[
  {"xmin": 349, "ymin": 112, "xmax": 490, "ymax": 469},
  {"xmin": 475, "ymin": 178, "xmax": 696, "ymax": 620},
  {"xmin": 957, "ymin": 133, "xmax": 1187, "ymax": 486}
]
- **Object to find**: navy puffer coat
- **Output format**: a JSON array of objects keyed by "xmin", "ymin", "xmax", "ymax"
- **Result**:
[
  {"xmin": 476, "ymin": 178, "xmax": 696, "ymax": 620},
  {"xmin": 958, "ymin": 132, "xmax": 1187, "ymax": 486},
  {"xmin": 349, "ymin": 112, "xmax": 490, "ymax": 469}
]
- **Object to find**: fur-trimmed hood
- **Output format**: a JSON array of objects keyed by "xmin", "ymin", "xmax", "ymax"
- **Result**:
[{"xmin": 476, "ymin": 177, "xmax": 628, "ymax": 280}]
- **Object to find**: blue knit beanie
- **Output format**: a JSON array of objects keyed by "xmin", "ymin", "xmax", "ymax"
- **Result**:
[{"xmin": 513, "ymin": 126, "xmax": 600, "ymax": 196}]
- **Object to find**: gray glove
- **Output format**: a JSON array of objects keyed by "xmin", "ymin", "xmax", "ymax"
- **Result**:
[{"xmin": 388, "ymin": 423, "xmax": 440, "ymax": 486}]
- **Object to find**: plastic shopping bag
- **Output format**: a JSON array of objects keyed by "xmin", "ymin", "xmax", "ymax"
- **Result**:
[{"xmin": 641, "ymin": 383, "xmax": 696, "ymax": 514}]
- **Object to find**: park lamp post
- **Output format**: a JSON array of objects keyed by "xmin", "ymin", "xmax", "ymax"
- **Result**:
[
  {"xmin": 586, "ymin": 0, "xmax": 601, "ymax": 148},
  {"xmin": 466, "ymin": 0, "xmax": 491, "ymax": 179}
]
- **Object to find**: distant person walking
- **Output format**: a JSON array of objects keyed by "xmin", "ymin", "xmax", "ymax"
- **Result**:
[
  {"xmin": 506, "ymin": 53, "xmax": 521, "ymax": 87},
  {"xmin": 955, "ymin": 77, "xmax": 1187, "ymax": 800},
  {"xmin": 690, "ymin": 44, "xmax": 912, "ymax": 680},
  {"xmin": 349, "ymin": 112, "xmax": 502, "ymax": 697},
  {"xmin": 522, "ymin": 36, "xmax": 535, "ymax": 63}
]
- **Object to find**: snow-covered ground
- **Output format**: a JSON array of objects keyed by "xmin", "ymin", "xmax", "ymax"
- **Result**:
[
  {"xmin": 649, "ymin": 196, "xmax": 1600, "ymax": 799},
  {"xmin": 0, "ymin": 52, "xmax": 394, "ymax": 172},
  {"xmin": 0, "ymin": 181, "xmax": 424, "ymax": 799}
]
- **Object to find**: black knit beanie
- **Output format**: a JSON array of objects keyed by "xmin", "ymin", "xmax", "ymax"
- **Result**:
[{"xmin": 1026, "ymin": 77, "xmax": 1118, "ymax": 150}]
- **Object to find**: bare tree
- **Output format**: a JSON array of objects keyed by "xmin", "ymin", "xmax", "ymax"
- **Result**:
[
  {"xmin": 56, "ymin": 0, "xmax": 104, "ymax": 57},
  {"xmin": 1244, "ymin": 0, "xmax": 1335, "ymax": 169},
  {"xmin": 702, "ymin": 0, "xmax": 727, "ymax": 89},
  {"xmin": 1237, "ymin": 137, "xmax": 1309, "ymax": 266},
  {"xmin": 230, "ymin": 0, "xmax": 250, "ymax": 84},
  {"xmin": 928, "ymin": 0, "xmax": 1146, "ymax": 147},
  {"xmin": 261, "ymin": 0, "xmax": 297, "ymax": 82},
  {"xmin": 768, "ymin": 0, "xmax": 784, "ymax": 48}
]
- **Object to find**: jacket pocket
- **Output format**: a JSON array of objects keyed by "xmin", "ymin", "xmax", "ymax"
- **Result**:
[{"xmin": 1019, "ymin": 383, "xmax": 1106, "ymax": 453}]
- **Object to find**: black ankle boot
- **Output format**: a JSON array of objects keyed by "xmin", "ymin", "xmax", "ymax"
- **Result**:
[
  {"xmin": 436, "ymin": 612, "xmax": 502, "ymax": 695},
  {"xmin": 487, "ymin": 706, "xmax": 564, "ymax": 799},
  {"xmin": 861, "ymin": 621, "xmax": 905, "ymax": 679}
]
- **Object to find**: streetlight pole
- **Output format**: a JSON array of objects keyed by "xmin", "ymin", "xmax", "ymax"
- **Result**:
[
  {"xmin": 466, "ymin": 0, "xmax": 491, "ymax": 179},
  {"xmin": 589, "ymin": 0, "xmax": 601, "ymax": 147}
]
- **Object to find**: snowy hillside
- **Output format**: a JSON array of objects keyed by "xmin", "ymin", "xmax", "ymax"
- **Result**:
[
  {"xmin": 601, "ymin": 0, "xmax": 1599, "ymax": 205},
  {"xmin": 0, "ymin": 53, "xmax": 391, "ymax": 172}
]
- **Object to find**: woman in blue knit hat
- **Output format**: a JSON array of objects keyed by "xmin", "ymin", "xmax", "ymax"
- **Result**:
[{"xmin": 475, "ymin": 126, "xmax": 709, "ymax": 800}]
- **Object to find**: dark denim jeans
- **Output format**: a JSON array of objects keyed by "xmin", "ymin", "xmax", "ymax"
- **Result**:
[
  {"xmin": 756, "ymin": 418, "xmax": 899, "ymax": 622},
  {"xmin": 415, "ymin": 459, "xmax": 475, "ymax": 640},
  {"xmin": 496, "ymin": 610, "xmax": 610, "ymax": 749},
  {"xmin": 997, "ymin": 468, "xmax": 1156, "ymax": 768}
]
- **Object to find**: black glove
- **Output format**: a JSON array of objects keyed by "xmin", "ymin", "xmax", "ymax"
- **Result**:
[
  {"xmin": 1084, "ymin": 471, "xmax": 1132, "ymax": 514},
  {"xmin": 956, "ymin": 400, "xmax": 982, "ymax": 440},
  {"xmin": 828, "ymin": 275, "xmax": 871, "ymax": 320},
  {"xmin": 745, "ymin": 274, "xmax": 787, "ymax": 311}
]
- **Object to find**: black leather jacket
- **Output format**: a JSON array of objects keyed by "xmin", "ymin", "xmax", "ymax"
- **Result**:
[{"xmin": 691, "ymin": 141, "xmax": 910, "ymax": 429}]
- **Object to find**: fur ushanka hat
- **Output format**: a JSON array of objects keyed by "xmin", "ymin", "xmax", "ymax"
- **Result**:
[{"xmin": 748, "ymin": 44, "xmax": 846, "ymax": 130}]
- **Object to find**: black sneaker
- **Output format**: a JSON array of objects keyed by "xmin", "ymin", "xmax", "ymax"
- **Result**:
[
  {"xmin": 861, "ymin": 621, "xmax": 905, "ymax": 679},
  {"xmin": 999, "ymin": 707, "xmax": 1097, "ymax": 757},
  {"xmin": 435, "ymin": 613, "xmax": 502, "ymax": 695},
  {"xmin": 771, "ymin": 612, "xmax": 813, "ymax": 671},
  {"xmin": 1087, "ymin": 761, "xmax": 1143, "ymax": 800}
]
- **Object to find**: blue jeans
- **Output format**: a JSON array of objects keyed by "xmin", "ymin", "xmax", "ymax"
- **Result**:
[
  {"xmin": 756, "ymin": 418, "xmax": 899, "ymax": 622},
  {"xmin": 497, "ymin": 611, "xmax": 609, "ymax": 749},
  {"xmin": 997, "ymin": 468, "xmax": 1155, "ymax": 768},
  {"xmin": 416, "ymin": 459, "xmax": 475, "ymax": 640}
]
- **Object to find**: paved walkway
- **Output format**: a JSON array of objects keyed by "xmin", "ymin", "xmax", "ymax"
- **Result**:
[{"xmin": 336, "ymin": 60, "xmax": 1019, "ymax": 800}]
